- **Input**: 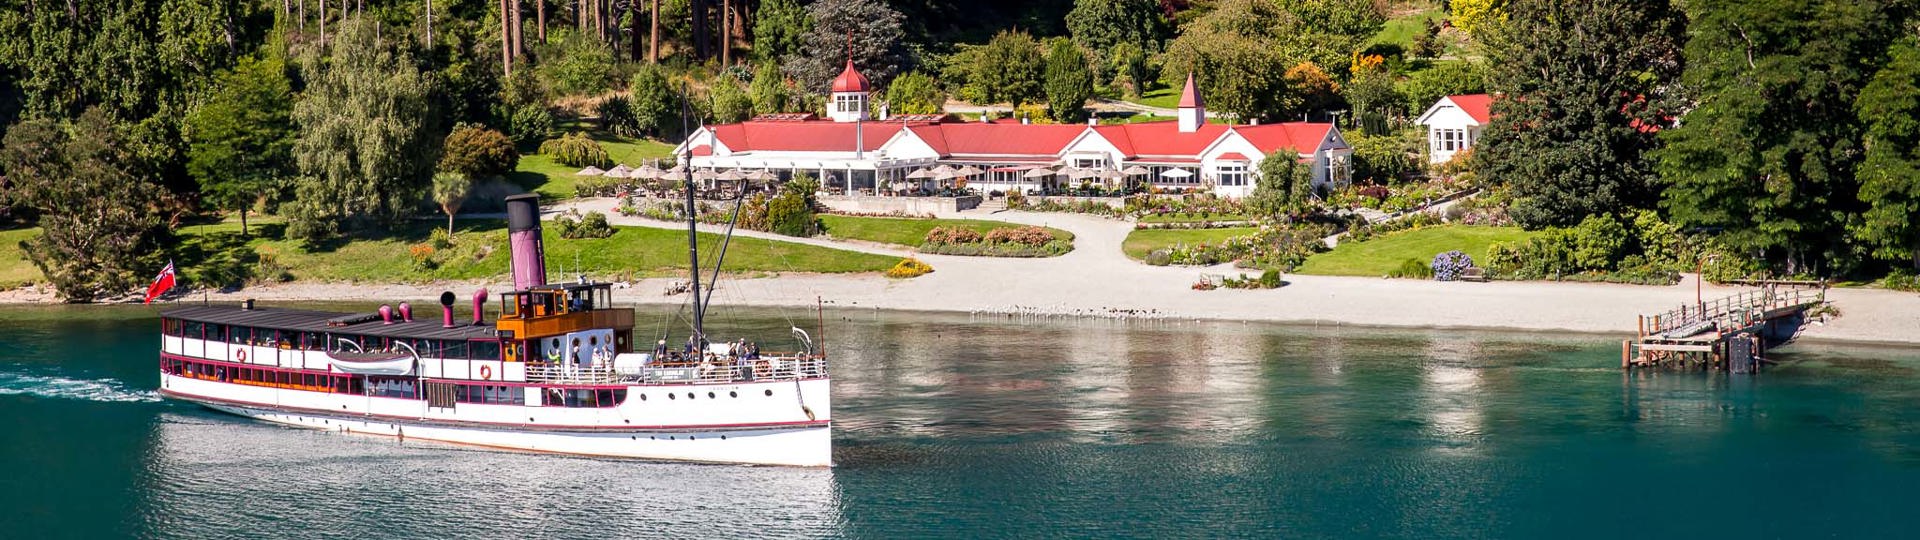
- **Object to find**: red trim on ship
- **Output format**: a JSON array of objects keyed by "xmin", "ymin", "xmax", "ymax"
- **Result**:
[{"xmin": 158, "ymin": 387, "xmax": 832, "ymax": 433}]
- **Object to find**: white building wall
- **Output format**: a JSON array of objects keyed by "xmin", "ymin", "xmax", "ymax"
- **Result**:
[
  {"xmin": 1200, "ymin": 133, "xmax": 1268, "ymax": 199},
  {"xmin": 1417, "ymin": 104, "xmax": 1482, "ymax": 165}
]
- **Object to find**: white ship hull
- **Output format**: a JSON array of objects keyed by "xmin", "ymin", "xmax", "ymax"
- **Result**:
[{"xmin": 160, "ymin": 372, "xmax": 833, "ymax": 467}]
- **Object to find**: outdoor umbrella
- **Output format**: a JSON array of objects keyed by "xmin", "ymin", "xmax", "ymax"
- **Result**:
[
  {"xmin": 746, "ymin": 170, "xmax": 778, "ymax": 183},
  {"xmin": 1160, "ymin": 168, "xmax": 1195, "ymax": 179},
  {"xmin": 659, "ymin": 166, "xmax": 689, "ymax": 182},
  {"xmin": 576, "ymin": 166, "xmax": 607, "ymax": 176},
  {"xmin": 631, "ymin": 166, "xmax": 660, "ymax": 180},
  {"xmin": 716, "ymin": 169, "xmax": 744, "ymax": 181},
  {"xmin": 1066, "ymin": 168, "xmax": 1098, "ymax": 180},
  {"xmin": 955, "ymin": 165, "xmax": 984, "ymax": 177},
  {"xmin": 1121, "ymin": 165, "xmax": 1150, "ymax": 176},
  {"xmin": 1021, "ymin": 167, "xmax": 1055, "ymax": 179},
  {"xmin": 905, "ymin": 168, "xmax": 936, "ymax": 179},
  {"xmin": 604, "ymin": 164, "xmax": 634, "ymax": 178},
  {"xmin": 930, "ymin": 164, "xmax": 957, "ymax": 176}
]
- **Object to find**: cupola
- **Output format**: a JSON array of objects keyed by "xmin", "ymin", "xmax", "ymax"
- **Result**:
[{"xmin": 828, "ymin": 60, "xmax": 871, "ymax": 123}]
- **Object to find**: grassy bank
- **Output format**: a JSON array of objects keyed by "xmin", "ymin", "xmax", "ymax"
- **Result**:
[
  {"xmin": 1122, "ymin": 227, "xmax": 1257, "ymax": 260},
  {"xmin": 0, "ymin": 227, "xmax": 43, "ymax": 287},
  {"xmin": 510, "ymin": 135, "xmax": 675, "ymax": 201},
  {"xmin": 1294, "ymin": 225, "xmax": 1536, "ymax": 276},
  {"xmin": 820, "ymin": 215, "xmax": 1073, "ymax": 248}
]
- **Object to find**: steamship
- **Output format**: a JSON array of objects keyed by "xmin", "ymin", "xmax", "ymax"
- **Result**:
[{"xmin": 156, "ymin": 194, "xmax": 832, "ymax": 467}]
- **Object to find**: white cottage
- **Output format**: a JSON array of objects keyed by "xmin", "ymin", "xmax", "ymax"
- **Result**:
[
  {"xmin": 1415, "ymin": 94, "xmax": 1493, "ymax": 165},
  {"xmin": 674, "ymin": 66, "xmax": 1352, "ymax": 198}
]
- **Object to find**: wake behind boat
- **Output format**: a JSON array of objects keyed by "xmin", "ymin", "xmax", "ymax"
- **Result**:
[{"xmin": 156, "ymin": 194, "xmax": 833, "ymax": 466}]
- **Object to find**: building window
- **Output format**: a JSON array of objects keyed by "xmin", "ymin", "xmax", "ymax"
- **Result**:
[
  {"xmin": 835, "ymin": 94, "xmax": 862, "ymax": 113},
  {"xmin": 1217, "ymin": 164, "xmax": 1248, "ymax": 187}
]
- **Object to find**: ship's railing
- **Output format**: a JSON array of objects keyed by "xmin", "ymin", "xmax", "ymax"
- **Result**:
[
  {"xmin": 632, "ymin": 355, "xmax": 829, "ymax": 385},
  {"xmin": 523, "ymin": 363, "xmax": 624, "ymax": 384}
]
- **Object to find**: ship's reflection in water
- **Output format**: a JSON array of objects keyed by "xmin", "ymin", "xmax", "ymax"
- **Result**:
[{"xmin": 140, "ymin": 413, "xmax": 841, "ymax": 538}]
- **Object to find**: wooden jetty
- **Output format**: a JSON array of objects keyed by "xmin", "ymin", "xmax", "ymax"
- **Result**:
[{"xmin": 1623, "ymin": 281, "xmax": 1828, "ymax": 373}]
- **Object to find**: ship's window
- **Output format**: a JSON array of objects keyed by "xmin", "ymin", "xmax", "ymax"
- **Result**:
[
  {"xmin": 206, "ymin": 324, "xmax": 227, "ymax": 342},
  {"xmin": 472, "ymin": 341, "xmax": 502, "ymax": 361},
  {"xmin": 228, "ymin": 326, "xmax": 249, "ymax": 344},
  {"xmin": 184, "ymin": 321, "xmax": 203, "ymax": 339}
]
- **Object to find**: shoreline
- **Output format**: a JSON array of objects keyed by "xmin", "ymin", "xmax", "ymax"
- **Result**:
[{"xmin": 7, "ymin": 272, "xmax": 1915, "ymax": 347}]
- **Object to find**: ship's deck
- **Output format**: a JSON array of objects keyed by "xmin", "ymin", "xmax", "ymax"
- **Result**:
[{"xmin": 161, "ymin": 305, "xmax": 500, "ymax": 341}]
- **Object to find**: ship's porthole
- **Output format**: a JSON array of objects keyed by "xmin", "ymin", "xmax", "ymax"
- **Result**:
[
  {"xmin": 707, "ymin": 392, "xmax": 716, "ymax": 399},
  {"xmin": 650, "ymin": 436, "xmax": 656, "ymax": 440},
  {"xmin": 721, "ymin": 435, "xmax": 727, "ymax": 440},
  {"xmin": 639, "ymin": 394, "xmax": 647, "ymax": 401},
  {"xmin": 528, "ymin": 417, "xmax": 535, "ymax": 422},
  {"xmin": 690, "ymin": 436, "xmax": 695, "ymax": 441},
  {"xmin": 624, "ymin": 419, "xmax": 631, "ymax": 424},
  {"xmin": 688, "ymin": 393, "xmax": 696, "ymax": 400},
  {"xmin": 669, "ymin": 393, "xmax": 676, "ymax": 400},
  {"xmin": 669, "ymin": 436, "xmax": 675, "ymax": 440},
  {"xmin": 765, "ymin": 389, "xmax": 774, "ymax": 397},
  {"xmin": 729, "ymin": 391, "xmax": 737, "ymax": 398}
]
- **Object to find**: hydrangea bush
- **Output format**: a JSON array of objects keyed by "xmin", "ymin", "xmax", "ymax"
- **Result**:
[{"xmin": 1430, "ymin": 250, "xmax": 1473, "ymax": 281}]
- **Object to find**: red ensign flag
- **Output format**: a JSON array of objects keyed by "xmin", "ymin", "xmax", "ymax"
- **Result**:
[{"xmin": 143, "ymin": 261, "xmax": 176, "ymax": 304}]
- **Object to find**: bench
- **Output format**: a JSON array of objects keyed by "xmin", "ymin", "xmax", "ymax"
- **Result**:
[{"xmin": 1460, "ymin": 267, "xmax": 1490, "ymax": 282}]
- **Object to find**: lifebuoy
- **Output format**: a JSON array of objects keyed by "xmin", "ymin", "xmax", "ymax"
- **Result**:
[
  {"xmin": 479, "ymin": 365, "xmax": 493, "ymax": 380},
  {"xmin": 235, "ymin": 349, "xmax": 247, "ymax": 362}
]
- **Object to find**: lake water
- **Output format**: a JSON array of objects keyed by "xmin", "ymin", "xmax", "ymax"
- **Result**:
[{"xmin": 3, "ymin": 304, "xmax": 1919, "ymax": 538}]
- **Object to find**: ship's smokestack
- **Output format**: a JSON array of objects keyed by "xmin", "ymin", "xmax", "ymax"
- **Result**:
[
  {"xmin": 505, "ymin": 194, "xmax": 548, "ymax": 291},
  {"xmin": 472, "ymin": 288, "xmax": 488, "ymax": 325}
]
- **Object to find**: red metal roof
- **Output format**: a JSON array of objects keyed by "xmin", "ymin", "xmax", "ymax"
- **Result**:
[
  {"xmin": 1448, "ymin": 94, "xmax": 1493, "ymax": 124},
  {"xmin": 1093, "ymin": 122, "xmax": 1231, "ymax": 158},
  {"xmin": 1236, "ymin": 122, "xmax": 1335, "ymax": 156},
  {"xmin": 831, "ymin": 61, "xmax": 870, "ymax": 93},
  {"xmin": 1178, "ymin": 72, "xmax": 1204, "ymax": 109},
  {"xmin": 1216, "ymin": 152, "xmax": 1250, "ymax": 161},
  {"xmin": 708, "ymin": 121, "xmax": 909, "ymax": 153}
]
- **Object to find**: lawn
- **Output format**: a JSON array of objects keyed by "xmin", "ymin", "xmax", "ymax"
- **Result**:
[
  {"xmin": 1368, "ymin": 6, "xmax": 1446, "ymax": 50},
  {"xmin": 252, "ymin": 220, "xmax": 895, "ymax": 283},
  {"xmin": 1132, "ymin": 86, "xmax": 1180, "ymax": 110},
  {"xmin": 819, "ymin": 215, "xmax": 1073, "ymax": 248},
  {"xmin": 1294, "ymin": 225, "xmax": 1537, "ymax": 276},
  {"xmin": 0, "ymin": 227, "xmax": 43, "ymax": 287},
  {"xmin": 510, "ymin": 134, "xmax": 676, "ymax": 201},
  {"xmin": 1122, "ymin": 227, "xmax": 1258, "ymax": 260}
]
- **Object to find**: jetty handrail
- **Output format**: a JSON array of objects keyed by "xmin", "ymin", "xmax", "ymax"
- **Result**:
[{"xmin": 1643, "ymin": 286, "xmax": 1826, "ymax": 336}]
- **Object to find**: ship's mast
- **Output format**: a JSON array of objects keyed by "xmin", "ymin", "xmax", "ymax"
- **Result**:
[{"xmin": 682, "ymin": 84, "xmax": 705, "ymax": 346}]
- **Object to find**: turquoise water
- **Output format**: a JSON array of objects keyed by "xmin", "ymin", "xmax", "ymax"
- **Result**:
[{"xmin": 3, "ymin": 305, "xmax": 1920, "ymax": 538}]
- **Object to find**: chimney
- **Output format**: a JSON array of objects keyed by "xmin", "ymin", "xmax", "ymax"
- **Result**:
[
  {"xmin": 472, "ymin": 289, "xmax": 489, "ymax": 325},
  {"xmin": 504, "ymin": 194, "xmax": 548, "ymax": 291}
]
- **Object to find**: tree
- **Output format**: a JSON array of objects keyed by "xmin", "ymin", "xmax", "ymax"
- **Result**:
[
  {"xmin": 1398, "ymin": 60, "xmax": 1489, "ymax": 114},
  {"xmin": 709, "ymin": 79, "xmax": 754, "ymax": 123},
  {"xmin": 884, "ymin": 71, "xmax": 944, "ymax": 115},
  {"xmin": 630, "ymin": 64, "xmax": 684, "ymax": 137},
  {"xmin": 1066, "ymin": 0, "xmax": 1162, "ymax": 54},
  {"xmin": 1852, "ymin": 37, "xmax": 1920, "ymax": 270},
  {"xmin": 969, "ymin": 30, "xmax": 1047, "ymax": 106},
  {"xmin": 185, "ymin": 54, "xmax": 295, "ymax": 236},
  {"xmin": 753, "ymin": 0, "xmax": 810, "ymax": 65},
  {"xmin": 1108, "ymin": 42, "xmax": 1150, "ymax": 99},
  {"xmin": 1283, "ymin": 61, "xmax": 1340, "ymax": 118},
  {"xmin": 536, "ymin": 28, "xmax": 615, "ymax": 97},
  {"xmin": 1159, "ymin": 0, "xmax": 1298, "ymax": 121},
  {"xmin": 785, "ymin": 0, "xmax": 909, "ymax": 94},
  {"xmin": 1449, "ymin": 0, "xmax": 1508, "ymax": 37},
  {"xmin": 1475, "ymin": 0, "xmax": 1684, "ymax": 229},
  {"xmin": 432, "ymin": 172, "xmax": 472, "ymax": 238},
  {"xmin": 1250, "ymin": 150, "xmax": 1315, "ymax": 218},
  {"xmin": 1044, "ymin": 40, "xmax": 1093, "ymax": 123},
  {"xmin": 286, "ymin": 20, "xmax": 443, "ymax": 242},
  {"xmin": 749, "ymin": 63, "xmax": 792, "ymax": 115},
  {"xmin": 439, "ymin": 124, "xmax": 520, "ymax": 178},
  {"xmin": 0, "ymin": 109, "xmax": 170, "ymax": 302},
  {"xmin": 1660, "ymin": 0, "xmax": 1906, "ymax": 274}
]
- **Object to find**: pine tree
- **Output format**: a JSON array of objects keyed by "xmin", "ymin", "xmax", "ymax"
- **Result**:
[{"xmin": 1044, "ymin": 40, "xmax": 1093, "ymax": 123}]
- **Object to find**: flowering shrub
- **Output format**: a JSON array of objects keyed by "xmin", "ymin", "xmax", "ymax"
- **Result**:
[
  {"xmin": 408, "ymin": 243, "xmax": 436, "ymax": 270},
  {"xmin": 1430, "ymin": 250, "xmax": 1473, "ymax": 281},
  {"xmin": 984, "ymin": 226, "xmax": 1053, "ymax": 246},
  {"xmin": 1158, "ymin": 223, "xmax": 1336, "ymax": 270},
  {"xmin": 885, "ymin": 258, "xmax": 934, "ymax": 278},
  {"xmin": 924, "ymin": 226, "xmax": 982, "ymax": 245},
  {"xmin": 554, "ymin": 210, "xmax": 615, "ymax": 239}
]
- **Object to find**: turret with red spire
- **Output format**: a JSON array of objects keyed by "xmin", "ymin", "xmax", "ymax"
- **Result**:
[
  {"xmin": 1178, "ymin": 72, "xmax": 1206, "ymax": 133},
  {"xmin": 828, "ymin": 60, "xmax": 871, "ymax": 123}
]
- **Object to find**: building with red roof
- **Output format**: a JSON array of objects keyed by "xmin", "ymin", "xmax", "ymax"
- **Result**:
[
  {"xmin": 1416, "ymin": 94, "xmax": 1494, "ymax": 164},
  {"xmin": 676, "ymin": 65, "xmax": 1352, "ymax": 198}
]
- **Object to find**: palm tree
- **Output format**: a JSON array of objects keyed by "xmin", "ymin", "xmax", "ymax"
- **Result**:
[{"xmin": 433, "ymin": 172, "xmax": 472, "ymax": 238}]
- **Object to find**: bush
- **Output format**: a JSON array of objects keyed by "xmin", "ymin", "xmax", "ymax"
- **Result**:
[
  {"xmin": 1884, "ymin": 270, "xmax": 1920, "ymax": 292},
  {"xmin": 429, "ymin": 227, "xmax": 454, "ymax": 249},
  {"xmin": 1388, "ymin": 257, "xmax": 1434, "ymax": 279},
  {"xmin": 505, "ymin": 105, "xmax": 557, "ymax": 147},
  {"xmin": 919, "ymin": 239, "xmax": 1072, "ymax": 257},
  {"xmin": 984, "ymin": 226, "xmax": 1054, "ymax": 246},
  {"xmin": 538, "ymin": 133, "xmax": 611, "ymax": 168},
  {"xmin": 596, "ymin": 96, "xmax": 640, "ymax": 138},
  {"xmin": 1259, "ymin": 268, "xmax": 1283, "ymax": 288},
  {"xmin": 1430, "ymin": 250, "xmax": 1473, "ymax": 281},
  {"xmin": 924, "ymin": 226, "xmax": 982, "ymax": 245},
  {"xmin": 885, "ymin": 257, "xmax": 934, "ymax": 278},
  {"xmin": 409, "ymin": 243, "xmax": 437, "ymax": 270},
  {"xmin": 554, "ymin": 210, "xmax": 616, "ymax": 239},
  {"xmin": 439, "ymin": 124, "xmax": 520, "ymax": 178}
]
